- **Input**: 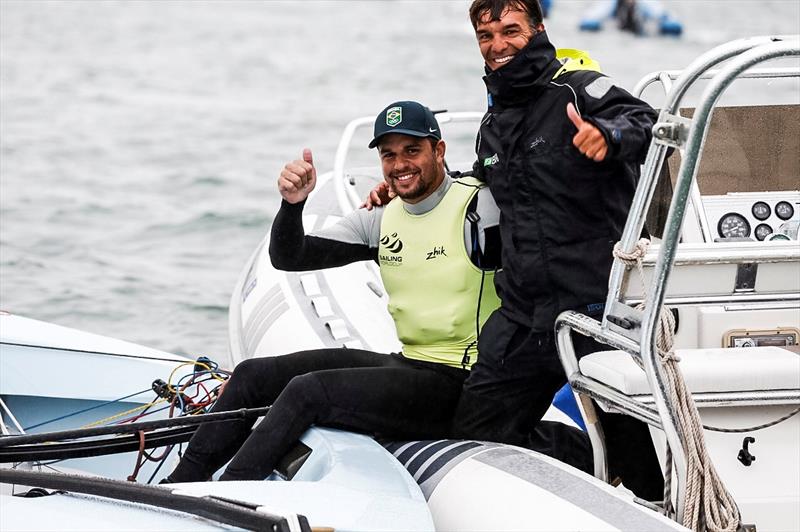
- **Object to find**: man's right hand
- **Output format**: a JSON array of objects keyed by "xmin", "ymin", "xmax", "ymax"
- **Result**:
[
  {"xmin": 278, "ymin": 148, "xmax": 317, "ymax": 204},
  {"xmin": 360, "ymin": 180, "xmax": 396, "ymax": 210}
]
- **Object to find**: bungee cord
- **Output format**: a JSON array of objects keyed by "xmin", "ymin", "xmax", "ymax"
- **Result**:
[{"xmin": 6, "ymin": 356, "xmax": 233, "ymax": 484}]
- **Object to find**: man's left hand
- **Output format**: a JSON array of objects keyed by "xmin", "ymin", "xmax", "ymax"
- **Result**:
[{"xmin": 566, "ymin": 103, "xmax": 607, "ymax": 162}]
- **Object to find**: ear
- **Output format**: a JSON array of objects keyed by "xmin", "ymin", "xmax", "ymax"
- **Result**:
[{"xmin": 435, "ymin": 139, "xmax": 446, "ymax": 160}]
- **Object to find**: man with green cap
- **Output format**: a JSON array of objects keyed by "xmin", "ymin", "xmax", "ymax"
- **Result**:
[{"xmin": 163, "ymin": 101, "xmax": 503, "ymax": 482}]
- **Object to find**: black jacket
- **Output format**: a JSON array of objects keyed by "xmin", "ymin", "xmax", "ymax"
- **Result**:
[{"xmin": 474, "ymin": 31, "xmax": 656, "ymax": 330}]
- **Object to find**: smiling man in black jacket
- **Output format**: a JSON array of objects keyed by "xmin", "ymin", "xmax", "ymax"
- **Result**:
[{"xmin": 451, "ymin": 0, "xmax": 663, "ymax": 499}]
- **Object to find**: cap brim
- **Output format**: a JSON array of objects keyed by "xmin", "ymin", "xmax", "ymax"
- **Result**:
[{"xmin": 368, "ymin": 129, "xmax": 437, "ymax": 149}]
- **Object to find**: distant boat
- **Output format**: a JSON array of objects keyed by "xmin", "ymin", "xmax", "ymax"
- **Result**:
[{"xmin": 579, "ymin": 0, "xmax": 683, "ymax": 36}]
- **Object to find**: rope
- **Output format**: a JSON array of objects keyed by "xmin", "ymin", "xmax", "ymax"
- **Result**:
[
  {"xmin": 80, "ymin": 398, "xmax": 168, "ymax": 428},
  {"xmin": 126, "ymin": 430, "xmax": 147, "ymax": 482},
  {"xmin": 613, "ymin": 238, "xmax": 741, "ymax": 532},
  {"xmin": 23, "ymin": 388, "xmax": 153, "ymax": 431},
  {"xmin": 17, "ymin": 360, "xmax": 231, "ymax": 484},
  {"xmin": 703, "ymin": 406, "xmax": 800, "ymax": 433},
  {"xmin": 80, "ymin": 361, "xmax": 229, "ymax": 429}
]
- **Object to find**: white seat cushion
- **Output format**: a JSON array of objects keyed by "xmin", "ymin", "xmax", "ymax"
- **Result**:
[{"xmin": 579, "ymin": 346, "xmax": 800, "ymax": 396}]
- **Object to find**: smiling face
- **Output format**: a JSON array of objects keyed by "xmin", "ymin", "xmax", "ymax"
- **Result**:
[
  {"xmin": 475, "ymin": 7, "xmax": 541, "ymax": 71},
  {"xmin": 378, "ymin": 134, "xmax": 446, "ymax": 204}
]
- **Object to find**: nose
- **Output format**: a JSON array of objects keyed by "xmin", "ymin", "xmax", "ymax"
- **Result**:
[
  {"xmin": 392, "ymin": 154, "xmax": 412, "ymax": 173},
  {"xmin": 490, "ymin": 34, "xmax": 508, "ymax": 54}
]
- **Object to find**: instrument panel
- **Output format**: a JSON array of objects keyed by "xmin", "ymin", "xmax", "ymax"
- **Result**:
[{"xmin": 704, "ymin": 192, "xmax": 800, "ymax": 242}]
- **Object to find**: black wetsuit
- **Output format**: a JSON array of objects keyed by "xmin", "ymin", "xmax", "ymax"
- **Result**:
[{"xmin": 166, "ymin": 178, "xmax": 502, "ymax": 482}]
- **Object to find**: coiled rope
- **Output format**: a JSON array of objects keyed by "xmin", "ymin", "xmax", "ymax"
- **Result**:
[{"xmin": 613, "ymin": 238, "xmax": 740, "ymax": 532}]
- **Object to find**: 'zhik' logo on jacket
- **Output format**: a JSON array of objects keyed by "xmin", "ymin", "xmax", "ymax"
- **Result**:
[{"xmin": 426, "ymin": 246, "xmax": 447, "ymax": 260}]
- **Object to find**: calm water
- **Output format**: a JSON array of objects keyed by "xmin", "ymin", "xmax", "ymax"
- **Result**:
[{"xmin": 1, "ymin": 0, "xmax": 798, "ymax": 362}]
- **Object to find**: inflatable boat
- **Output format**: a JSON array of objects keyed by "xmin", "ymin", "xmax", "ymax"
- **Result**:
[{"xmin": 2, "ymin": 35, "xmax": 798, "ymax": 531}]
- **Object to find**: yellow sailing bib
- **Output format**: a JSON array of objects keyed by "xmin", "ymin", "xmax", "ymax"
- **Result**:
[{"xmin": 379, "ymin": 178, "xmax": 501, "ymax": 369}]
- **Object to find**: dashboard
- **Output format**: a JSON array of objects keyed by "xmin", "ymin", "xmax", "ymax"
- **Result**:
[{"xmin": 703, "ymin": 192, "xmax": 800, "ymax": 242}]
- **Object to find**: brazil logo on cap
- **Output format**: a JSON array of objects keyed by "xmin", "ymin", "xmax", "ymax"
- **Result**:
[{"xmin": 386, "ymin": 106, "xmax": 402, "ymax": 127}]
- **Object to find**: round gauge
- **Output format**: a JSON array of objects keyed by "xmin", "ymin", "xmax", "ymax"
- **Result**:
[
  {"xmin": 717, "ymin": 213, "xmax": 751, "ymax": 239},
  {"xmin": 751, "ymin": 201, "xmax": 771, "ymax": 221},
  {"xmin": 775, "ymin": 201, "xmax": 795, "ymax": 221},
  {"xmin": 754, "ymin": 223, "xmax": 773, "ymax": 241},
  {"xmin": 766, "ymin": 232, "xmax": 791, "ymax": 242}
]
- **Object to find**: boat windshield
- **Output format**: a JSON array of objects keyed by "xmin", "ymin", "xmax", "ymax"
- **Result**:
[
  {"xmin": 647, "ymin": 103, "xmax": 800, "ymax": 242},
  {"xmin": 670, "ymin": 104, "xmax": 800, "ymax": 195}
]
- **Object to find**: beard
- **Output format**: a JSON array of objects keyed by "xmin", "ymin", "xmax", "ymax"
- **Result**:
[
  {"xmin": 389, "ymin": 178, "xmax": 427, "ymax": 201},
  {"xmin": 388, "ymin": 165, "xmax": 442, "ymax": 202}
]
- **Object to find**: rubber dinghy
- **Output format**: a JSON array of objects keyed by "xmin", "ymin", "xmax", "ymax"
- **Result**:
[
  {"xmin": 3, "ymin": 35, "xmax": 800, "ymax": 532},
  {"xmin": 0, "ymin": 128, "xmax": 680, "ymax": 531},
  {"xmin": 0, "ymin": 254, "xmax": 678, "ymax": 531}
]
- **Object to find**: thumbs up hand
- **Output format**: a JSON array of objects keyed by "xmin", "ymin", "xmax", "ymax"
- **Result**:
[
  {"xmin": 566, "ymin": 103, "xmax": 608, "ymax": 162},
  {"xmin": 278, "ymin": 148, "xmax": 318, "ymax": 204}
]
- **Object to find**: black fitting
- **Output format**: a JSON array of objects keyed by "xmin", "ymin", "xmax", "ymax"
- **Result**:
[
  {"xmin": 194, "ymin": 356, "xmax": 214, "ymax": 373},
  {"xmin": 737, "ymin": 436, "xmax": 756, "ymax": 466}
]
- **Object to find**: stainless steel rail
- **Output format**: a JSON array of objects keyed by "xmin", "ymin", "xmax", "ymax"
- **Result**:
[
  {"xmin": 642, "ymin": 45, "xmax": 800, "ymax": 524},
  {"xmin": 557, "ymin": 36, "xmax": 800, "ymax": 527},
  {"xmin": 633, "ymin": 66, "xmax": 800, "ymax": 100},
  {"xmin": 605, "ymin": 36, "xmax": 800, "ymax": 321}
]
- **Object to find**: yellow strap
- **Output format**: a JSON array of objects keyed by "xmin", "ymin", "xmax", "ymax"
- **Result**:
[{"xmin": 553, "ymin": 48, "xmax": 602, "ymax": 79}]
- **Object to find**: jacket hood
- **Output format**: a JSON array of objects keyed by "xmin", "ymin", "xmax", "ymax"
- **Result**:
[{"xmin": 483, "ymin": 30, "xmax": 560, "ymax": 107}]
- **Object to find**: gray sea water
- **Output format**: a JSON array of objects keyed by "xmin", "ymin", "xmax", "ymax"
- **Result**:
[{"xmin": 1, "ymin": 0, "xmax": 799, "ymax": 362}]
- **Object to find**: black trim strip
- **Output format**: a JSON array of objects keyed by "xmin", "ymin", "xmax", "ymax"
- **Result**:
[
  {"xmin": 416, "ymin": 441, "xmax": 483, "ymax": 485},
  {"xmin": 393, "ymin": 440, "xmax": 437, "ymax": 464},
  {"xmin": 0, "ymin": 407, "xmax": 270, "ymax": 448},
  {"xmin": 0, "ymin": 426, "xmax": 196, "ymax": 462},
  {"xmin": 0, "ymin": 469, "xmax": 310, "ymax": 532},
  {"xmin": 404, "ymin": 440, "xmax": 457, "ymax": 477}
]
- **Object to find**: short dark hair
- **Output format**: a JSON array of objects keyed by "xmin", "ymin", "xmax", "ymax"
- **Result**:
[{"xmin": 468, "ymin": 0, "xmax": 543, "ymax": 29}]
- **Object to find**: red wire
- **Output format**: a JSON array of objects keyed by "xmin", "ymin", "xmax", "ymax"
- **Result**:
[{"xmin": 126, "ymin": 430, "xmax": 147, "ymax": 482}]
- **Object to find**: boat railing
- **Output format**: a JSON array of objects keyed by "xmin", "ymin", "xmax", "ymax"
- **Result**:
[
  {"xmin": 331, "ymin": 111, "xmax": 485, "ymax": 216},
  {"xmin": 610, "ymin": 34, "xmax": 800, "ymax": 311},
  {"xmin": 632, "ymin": 65, "xmax": 800, "ymax": 100},
  {"xmin": 555, "ymin": 35, "xmax": 800, "ymax": 528}
]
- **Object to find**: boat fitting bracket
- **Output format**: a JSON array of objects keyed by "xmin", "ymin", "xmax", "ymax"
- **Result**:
[
  {"xmin": 603, "ymin": 301, "xmax": 643, "ymax": 343},
  {"xmin": 734, "ymin": 262, "xmax": 758, "ymax": 292},
  {"xmin": 652, "ymin": 113, "xmax": 692, "ymax": 148}
]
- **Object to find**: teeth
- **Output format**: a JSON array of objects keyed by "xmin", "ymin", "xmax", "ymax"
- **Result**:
[
  {"xmin": 494, "ymin": 55, "xmax": 513, "ymax": 64},
  {"xmin": 395, "ymin": 173, "xmax": 414, "ymax": 181}
]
